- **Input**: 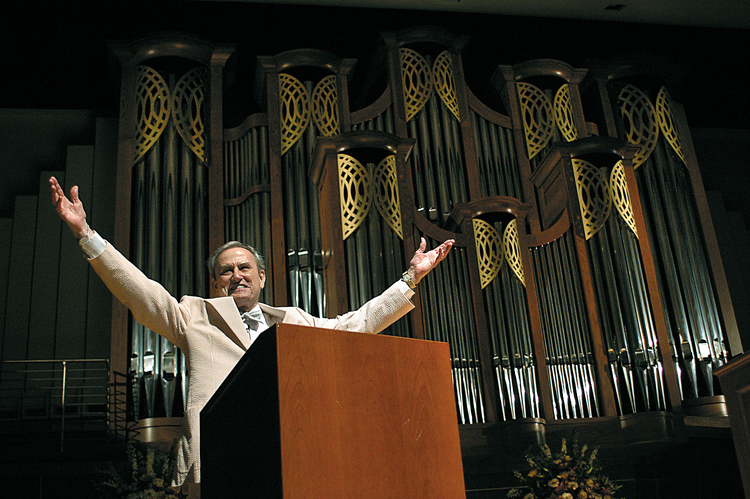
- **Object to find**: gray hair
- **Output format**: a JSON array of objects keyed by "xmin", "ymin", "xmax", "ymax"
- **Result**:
[{"xmin": 206, "ymin": 241, "xmax": 266, "ymax": 279}]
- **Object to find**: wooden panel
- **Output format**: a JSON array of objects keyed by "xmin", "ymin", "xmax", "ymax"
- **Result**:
[
  {"xmin": 26, "ymin": 174, "xmax": 64, "ymax": 414},
  {"xmin": 2, "ymin": 196, "xmax": 37, "ymax": 360},
  {"xmin": 27, "ymin": 171, "xmax": 64, "ymax": 360},
  {"xmin": 530, "ymin": 151, "xmax": 567, "ymax": 232},
  {"xmin": 715, "ymin": 352, "xmax": 750, "ymax": 499},
  {"xmin": 85, "ymin": 118, "xmax": 118, "ymax": 359},
  {"xmin": 277, "ymin": 327, "xmax": 464, "ymax": 499},
  {"xmin": 0, "ymin": 218, "xmax": 12, "ymax": 352},
  {"xmin": 202, "ymin": 326, "xmax": 283, "ymax": 497},
  {"xmin": 677, "ymin": 106, "xmax": 742, "ymax": 357},
  {"xmin": 0, "ymin": 214, "xmax": 21, "ymax": 417},
  {"xmin": 89, "ymin": 119, "xmax": 118, "ymax": 237},
  {"xmin": 55, "ymin": 146, "xmax": 94, "ymax": 359}
]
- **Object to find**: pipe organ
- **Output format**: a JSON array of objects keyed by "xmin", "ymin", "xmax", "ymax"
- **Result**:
[
  {"xmin": 129, "ymin": 65, "xmax": 210, "ymax": 418},
  {"xmin": 110, "ymin": 27, "xmax": 738, "ymax": 441},
  {"xmin": 109, "ymin": 36, "xmax": 233, "ymax": 418}
]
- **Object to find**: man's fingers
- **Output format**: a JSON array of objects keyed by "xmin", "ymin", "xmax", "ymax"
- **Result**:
[
  {"xmin": 49, "ymin": 177, "xmax": 61, "ymax": 204},
  {"xmin": 49, "ymin": 177, "xmax": 72, "ymax": 211},
  {"xmin": 435, "ymin": 239, "xmax": 453, "ymax": 259}
]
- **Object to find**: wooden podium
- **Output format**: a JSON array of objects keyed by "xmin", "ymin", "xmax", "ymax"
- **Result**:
[
  {"xmin": 201, "ymin": 323, "xmax": 466, "ymax": 498},
  {"xmin": 715, "ymin": 352, "xmax": 750, "ymax": 498}
]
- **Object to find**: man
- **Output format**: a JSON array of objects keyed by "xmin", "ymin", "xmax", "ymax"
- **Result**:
[{"xmin": 49, "ymin": 176, "xmax": 454, "ymax": 494}]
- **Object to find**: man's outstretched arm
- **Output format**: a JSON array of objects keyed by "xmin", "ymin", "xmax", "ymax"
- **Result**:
[
  {"xmin": 49, "ymin": 175, "xmax": 191, "ymax": 345},
  {"xmin": 289, "ymin": 237, "xmax": 456, "ymax": 334}
]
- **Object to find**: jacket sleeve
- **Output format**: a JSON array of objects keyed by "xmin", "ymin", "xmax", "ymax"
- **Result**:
[
  {"xmin": 88, "ymin": 242, "xmax": 191, "ymax": 348},
  {"xmin": 282, "ymin": 282, "xmax": 415, "ymax": 334}
]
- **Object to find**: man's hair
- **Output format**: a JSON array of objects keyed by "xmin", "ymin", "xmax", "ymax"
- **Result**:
[{"xmin": 206, "ymin": 241, "xmax": 266, "ymax": 279}]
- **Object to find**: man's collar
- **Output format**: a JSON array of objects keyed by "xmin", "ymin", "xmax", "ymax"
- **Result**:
[
  {"xmin": 259, "ymin": 303, "xmax": 286, "ymax": 326},
  {"xmin": 204, "ymin": 298, "xmax": 288, "ymax": 348}
]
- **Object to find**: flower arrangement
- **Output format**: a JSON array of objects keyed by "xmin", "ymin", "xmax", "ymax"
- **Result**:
[
  {"xmin": 96, "ymin": 440, "xmax": 186, "ymax": 499},
  {"xmin": 507, "ymin": 432, "xmax": 622, "ymax": 499}
]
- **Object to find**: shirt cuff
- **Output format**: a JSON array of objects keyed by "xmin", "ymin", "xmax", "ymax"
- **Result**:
[
  {"xmin": 396, "ymin": 279, "xmax": 415, "ymax": 300},
  {"xmin": 80, "ymin": 231, "xmax": 107, "ymax": 259}
]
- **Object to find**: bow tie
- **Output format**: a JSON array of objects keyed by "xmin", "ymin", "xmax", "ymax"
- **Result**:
[{"xmin": 241, "ymin": 308, "xmax": 264, "ymax": 331}]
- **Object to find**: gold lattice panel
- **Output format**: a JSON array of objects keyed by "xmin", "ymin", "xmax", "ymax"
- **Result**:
[
  {"xmin": 134, "ymin": 65, "xmax": 171, "ymax": 163},
  {"xmin": 610, "ymin": 161, "xmax": 638, "ymax": 238},
  {"xmin": 372, "ymin": 155, "xmax": 403, "ymax": 239},
  {"xmin": 473, "ymin": 219, "xmax": 503, "ymax": 289},
  {"xmin": 399, "ymin": 48, "xmax": 432, "ymax": 122},
  {"xmin": 554, "ymin": 84, "xmax": 578, "ymax": 142},
  {"xmin": 432, "ymin": 51, "xmax": 460, "ymax": 121},
  {"xmin": 573, "ymin": 159, "xmax": 612, "ymax": 240},
  {"xmin": 517, "ymin": 82, "xmax": 555, "ymax": 160},
  {"xmin": 279, "ymin": 73, "xmax": 311, "ymax": 155},
  {"xmin": 503, "ymin": 219, "xmax": 525, "ymax": 287},
  {"xmin": 618, "ymin": 84, "xmax": 659, "ymax": 169},
  {"xmin": 338, "ymin": 154, "xmax": 372, "ymax": 240},
  {"xmin": 311, "ymin": 75, "xmax": 339, "ymax": 137},
  {"xmin": 655, "ymin": 86, "xmax": 686, "ymax": 164},
  {"xmin": 172, "ymin": 67, "xmax": 207, "ymax": 163}
]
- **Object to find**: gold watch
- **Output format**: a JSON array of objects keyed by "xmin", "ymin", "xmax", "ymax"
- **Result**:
[{"xmin": 401, "ymin": 270, "xmax": 416, "ymax": 289}]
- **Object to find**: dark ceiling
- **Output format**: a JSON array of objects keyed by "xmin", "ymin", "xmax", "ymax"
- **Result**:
[
  {"xmin": 2, "ymin": 1, "xmax": 748, "ymax": 219},
  {"xmin": 4, "ymin": 0, "xmax": 748, "ymax": 128},
  {"xmin": 210, "ymin": 0, "xmax": 750, "ymax": 30},
  {"xmin": 5, "ymin": 0, "xmax": 748, "ymax": 131}
]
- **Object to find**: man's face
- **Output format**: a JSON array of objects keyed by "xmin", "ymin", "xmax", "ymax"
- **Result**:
[{"xmin": 211, "ymin": 247, "xmax": 266, "ymax": 312}]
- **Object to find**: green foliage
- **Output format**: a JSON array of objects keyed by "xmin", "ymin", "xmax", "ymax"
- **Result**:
[
  {"xmin": 96, "ymin": 440, "xmax": 186, "ymax": 499},
  {"xmin": 507, "ymin": 432, "xmax": 622, "ymax": 499}
]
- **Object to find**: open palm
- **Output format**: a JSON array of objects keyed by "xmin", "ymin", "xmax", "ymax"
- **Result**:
[
  {"xmin": 409, "ymin": 237, "xmax": 454, "ymax": 284},
  {"xmin": 49, "ymin": 176, "xmax": 89, "ymax": 239}
]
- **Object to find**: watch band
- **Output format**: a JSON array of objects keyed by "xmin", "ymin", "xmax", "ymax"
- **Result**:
[{"xmin": 401, "ymin": 270, "xmax": 416, "ymax": 289}]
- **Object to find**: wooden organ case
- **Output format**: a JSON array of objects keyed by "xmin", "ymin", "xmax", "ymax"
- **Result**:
[{"xmin": 108, "ymin": 27, "xmax": 743, "ymax": 495}]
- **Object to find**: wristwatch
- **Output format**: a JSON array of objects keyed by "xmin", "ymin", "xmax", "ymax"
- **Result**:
[
  {"xmin": 78, "ymin": 222, "xmax": 92, "ymax": 245},
  {"xmin": 401, "ymin": 270, "xmax": 416, "ymax": 289}
]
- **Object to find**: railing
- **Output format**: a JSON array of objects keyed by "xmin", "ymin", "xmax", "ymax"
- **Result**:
[
  {"xmin": 0, "ymin": 359, "xmax": 110, "ymax": 452},
  {"xmin": 110, "ymin": 369, "xmax": 138, "ymax": 441}
]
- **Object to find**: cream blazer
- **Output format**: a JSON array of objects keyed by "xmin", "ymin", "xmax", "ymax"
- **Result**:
[{"xmin": 89, "ymin": 243, "xmax": 414, "ymax": 485}]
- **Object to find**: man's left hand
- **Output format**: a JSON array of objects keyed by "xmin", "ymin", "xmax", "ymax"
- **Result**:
[{"xmin": 408, "ymin": 237, "xmax": 455, "ymax": 285}]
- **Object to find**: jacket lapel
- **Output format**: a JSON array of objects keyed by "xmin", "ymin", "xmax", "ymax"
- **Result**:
[
  {"xmin": 260, "ymin": 303, "xmax": 287, "ymax": 328},
  {"xmin": 205, "ymin": 297, "xmax": 250, "ymax": 350}
]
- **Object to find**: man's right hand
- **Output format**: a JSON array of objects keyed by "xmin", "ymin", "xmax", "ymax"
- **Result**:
[{"xmin": 49, "ymin": 176, "xmax": 91, "ymax": 240}]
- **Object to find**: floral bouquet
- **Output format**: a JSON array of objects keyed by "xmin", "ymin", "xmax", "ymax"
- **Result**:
[
  {"xmin": 96, "ymin": 440, "xmax": 186, "ymax": 499},
  {"xmin": 507, "ymin": 432, "xmax": 622, "ymax": 499}
]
